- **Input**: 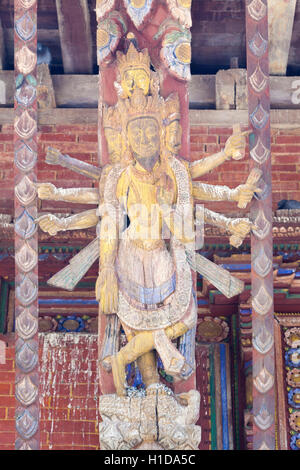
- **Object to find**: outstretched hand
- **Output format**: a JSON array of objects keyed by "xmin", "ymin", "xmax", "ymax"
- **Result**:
[
  {"xmin": 35, "ymin": 214, "xmax": 65, "ymax": 236},
  {"xmin": 224, "ymin": 124, "xmax": 252, "ymax": 160},
  {"xmin": 36, "ymin": 182, "xmax": 58, "ymax": 200}
]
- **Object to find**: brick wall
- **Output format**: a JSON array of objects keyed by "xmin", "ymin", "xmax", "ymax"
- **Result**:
[
  {"xmin": 1, "ymin": 123, "xmax": 299, "ymax": 215},
  {"xmin": 0, "ymin": 333, "xmax": 100, "ymax": 450}
]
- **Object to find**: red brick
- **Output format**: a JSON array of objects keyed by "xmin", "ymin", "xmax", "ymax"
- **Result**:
[
  {"xmin": 6, "ymin": 407, "xmax": 15, "ymax": 419},
  {"xmin": 43, "ymin": 420, "xmax": 97, "ymax": 434},
  {"xmin": 0, "ymin": 433, "xmax": 15, "ymax": 445},
  {"xmin": 0, "ymin": 134, "xmax": 13, "ymax": 142},
  {"xmin": 39, "ymin": 133, "xmax": 77, "ymax": 142},
  {"xmin": 72, "ymin": 383, "xmax": 99, "ymax": 397},
  {"xmin": 275, "ymin": 135, "xmax": 300, "ymax": 144},
  {"xmin": 273, "ymin": 154, "xmax": 300, "ymax": 164},
  {"xmin": 49, "ymin": 432, "xmax": 99, "ymax": 446},
  {"xmin": 55, "ymin": 125, "xmax": 97, "ymax": 134},
  {"xmin": 40, "ymin": 409, "xmax": 69, "ymax": 421},
  {"xmin": 190, "ymin": 135, "xmax": 217, "ymax": 144},
  {"xmin": 78, "ymin": 134, "xmax": 98, "ymax": 143},
  {"xmin": 3, "ymin": 347, "xmax": 13, "ymax": 360},
  {"xmin": 0, "ymin": 397, "xmax": 16, "ymax": 407},
  {"xmin": 0, "ymin": 384, "xmax": 11, "ymax": 395},
  {"xmin": 272, "ymin": 164, "xmax": 297, "ymax": 172},
  {"xmin": 190, "ymin": 126, "xmax": 208, "ymax": 134},
  {"xmin": 208, "ymin": 127, "xmax": 232, "ymax": 135},
  {"xmin": 0, "ymin": 445, "xmax": 14, "ymax": 450},
  {"xmin": 0, "ymin": 372, "xmax": 15, "ymax": 383},
  {"xmin": 68, "ymin": 408, "xmax": 98, "ymax": 421},
  {"xmin": 272, "ymin": 144, "xmax": 300, "ymax": 154},
  {"xmin": 0, "ymin": 409, "xmax": 6, "ymax": 419},
  {"xmin": 0, "ymin": 420, "xmax": 15, "ymax": 432},
  {"xmin": 0, "ymin": 360, "xmax": 14, "ymax": 372}
]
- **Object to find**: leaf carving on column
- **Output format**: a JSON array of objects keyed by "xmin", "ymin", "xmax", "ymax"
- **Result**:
[
  {"xmin": 15, "ymin": 46, "xmax": 37, "ymax": 75},
  {"xmin": 249, "ymin": 31, "xmax": 268, "ymax": 57},
  {"xmin": 15, "ymin": 340, "xmax": 38, "ymax": 373},
  {"xmin": 250, "ymin": 137, "xmax": 270, "ymax": 164},
  {"xmin": 16, "ymin": 407, "xmax": 39, "ymax": 440},
  {"xmin": 16, "ymin": 374, "xmax": 38, "ymax": 406},
  {"xmin": 247, "ymin": 0, "xmax": 267, "ymax": 22},
  {"xmin": 15, "ymin": 11, "xmax": 36, "ymax": 41},
  {"xmin": 15, "ymin": 307, "xmax": 38, "ymax": 340},
  {"xmin": 15, "ymin": 110, "xmax": 37, "ymax": 140},
  {"xmin": 16, "ymin": 274, "xmax": 38, "ymax": 306},
  {"xmin": 253, "ymin": 366, "xmax": 274, "ymax": 393},
  {"xmin": 252, "ymin": 284, "xmax": 273, "ymax": 316},
  {"xmin": 15, "ymin": 209, "xmax": 37, "ymax": 239},
  {"xmin": 15, "ymin": 175, "xmax": 36, "ymax": 206},
  {"xmin": 15, "ymin": 242, "xmax": 38, "ymax": 273}
]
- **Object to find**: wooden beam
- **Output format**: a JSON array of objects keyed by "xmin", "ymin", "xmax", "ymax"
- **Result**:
[
  {"xmin": 2, "ymin": 72, "xmax": 300, "ymax": 109},
  {"xmin": 0, "ymin": 17, "xmax": 6, "ymax": 70},
  {"xmin": 56, "ymin": 0, "xmax": 93, "ymax": 74},
  {"xmin": 268, "ymin": 0, "xmax": 297, "ymax": 75}
]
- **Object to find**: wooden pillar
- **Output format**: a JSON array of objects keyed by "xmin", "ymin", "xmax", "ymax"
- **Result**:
[
  {"xmin": 14, "ymin": 0, "xmax": 39, "ymax": 450},
  {"xmin": 245, "ymin": 0, "xmax": 275, "ymax": 450}
]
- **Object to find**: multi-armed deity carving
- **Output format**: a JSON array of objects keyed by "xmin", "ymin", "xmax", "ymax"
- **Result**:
[{"xmin": 36, "ymin": 31, "xmax": 262, "ymax": 449}]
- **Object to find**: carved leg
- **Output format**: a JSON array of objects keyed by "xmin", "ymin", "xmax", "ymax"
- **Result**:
[
  {"xmin": 137, "ymin": 351, "xmax": 159, "ymax": 388},
  {"xmin": 111, "ymin": 322, "xmax": 189, "ymax": 396}
]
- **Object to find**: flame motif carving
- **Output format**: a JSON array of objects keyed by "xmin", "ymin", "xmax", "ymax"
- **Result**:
[
  {"xmin": 253, "ymin": 245, "xmax": 272, "ymax": 277},
  {"xmin": 16, "ymin": 375, "xmax": 38, "ymax": 406},
  {"xmin": 250, "ymin": 137, "xmax": 270, "ymax": 164},
  {"xmin": 15, "ymin": 340, "xmax": 38, "ymax": 373},
  {"xmin": 16, "ymin": 408, "xmax": 39, "ymax": 440},
  {"xmin": 252, "ymin": 209, "xmax": 271, "ymax": 240},
  {"xmin": 253, "ymin": 366, "xmax": 274, "ymax": 393},
  {"xmin": 15, "ymin": 308, "xmax": 38, "ymax": 340},
  {"xmin": 15, "ymin": 209, "xmax": 37, "ymax": 239},
  {"xmin": 15, "ymin": 176, "xmax": 36, "ymax": 206},
  {"xmin": 247, "ymin": 0, "xmax": 267, "ymax": 22},
  {"xmin": 15, "ymin": 110, "xmax": 37, "ymax": 139},
  {"xmin": 249, "ymin": 31, "xmax": 268, "ymax": 57},
  {"xmin": 250, "ymin": 103, "xmax": 269, "ymax": 129},
  {"xmin": 254, "ymin": 405, "xmax": 274, "ymax": 430},
  {"xmin": 253, "ymin": 325, "xmax": 274, "ymax": 354},
  {"xmin": 15, "ymin": 142, "xmax": 37, "ymax": 172},
  {"xmin": 16, "ymin": 274, "xmax": 38, "ymax": 306},
  {"xmin": 15, "ymin": 46, "xmax": 37, "ymax": 75},
  {"xmin": 249, "ymin": 63, "xmax": 268, "ymax": 93},
  {"xmin": 252, "ymin": 284, "xmax": 273, "ymax": 316},
  {"xmin": 15, "ymin": 242, "xmax": 38, "ymax": 273},
  {"xmin": 15, "ymin": 12, "xmax": 36, "ymax": 41}
]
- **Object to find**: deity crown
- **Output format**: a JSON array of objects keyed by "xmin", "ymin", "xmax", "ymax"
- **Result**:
[
  {"xmin": 116, "ymin": 41, "xmax": 150, "ymax": 77},
  {"xmin": 123, "ymin": 87, "xmax": 162, "ymax": 127}
]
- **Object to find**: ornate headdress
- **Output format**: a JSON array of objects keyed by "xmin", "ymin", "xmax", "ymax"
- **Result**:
[
  {"xmin": 122, "ymin": 87, "xmax": 162, "ymax": 128},
  {"xmin": 116, "ymin": 41, "xmax": 150, "ymax": 78}
]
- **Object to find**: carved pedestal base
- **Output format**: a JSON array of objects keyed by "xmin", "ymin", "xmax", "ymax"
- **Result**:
[{"xmin": 99, "ymin": 385, "xmax": 201, "ymax": 450}]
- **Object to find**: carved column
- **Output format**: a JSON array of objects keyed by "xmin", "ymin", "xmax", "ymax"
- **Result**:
[
  {"xmin": 14, "ymin": 0, "xmax": 39, "ymax": 450},
  {"xmin": 245, "ymin": 0, "xmax": 275, "ymax": 450}
]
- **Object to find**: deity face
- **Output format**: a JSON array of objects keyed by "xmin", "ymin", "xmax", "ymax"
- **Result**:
[
  {"xmin": 104, "ymin": 127, "xmax": 122, "ymax": 163},
  {"xmin": 127, "ymin": 116, "xmax": 160, "ymax": 171},
  {"xmin": 166, "ymin": 119, "xmax": 182, "ymax": 154},
  {"xmin": 121, "ymin": 68, "xmax": 150, "ymax": 98}
]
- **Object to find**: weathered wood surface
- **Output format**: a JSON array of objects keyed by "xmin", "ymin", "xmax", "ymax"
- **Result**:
[
  {"xmin": 246, "ymin": 0, "xmax": 275, "ymax": 451},
  {"xmin": 56, "ymin": 0, "xmax": 93, "ymax": 74},
  {"xmin": 2, "ymin": 71, "xmax": 300, "ymax": 109},
  {"xmin": 14, "ymin": 0, "xmax": 39, "ymax": 450},
  {"xmin": 268, "ymin": 0, "xmax": 297, "ymax": 76}
]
